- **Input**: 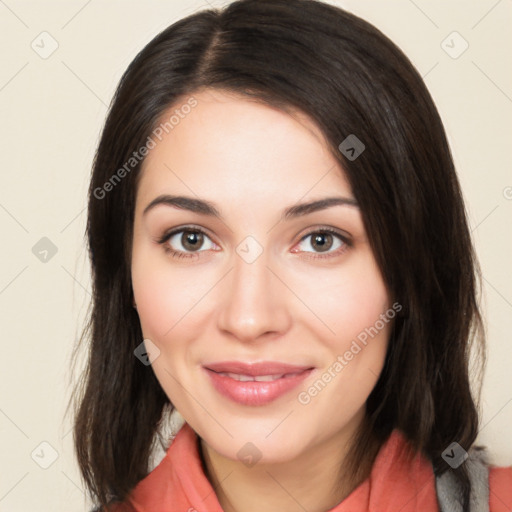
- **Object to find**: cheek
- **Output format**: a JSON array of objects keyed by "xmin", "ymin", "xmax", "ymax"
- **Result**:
[
  {"xmin": 293, "ymin": 253, "xmax": 390, "ymax": 345},
  {"xmin": 303, "ymin": 266, "xmax": 391, "ymax": 415},
  {"xmin": 131, "ymin": 244, "xmax": 213, "ymax": 345},
  {"xmin": 131, "ymin": 252, "xmax": 204, "ymax": 405},
  {"xmin": 132, "ymin": 259, "xmax": 171, "ymax": 338}
]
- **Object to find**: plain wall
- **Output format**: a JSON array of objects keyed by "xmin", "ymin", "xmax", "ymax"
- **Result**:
[{"xmin": 0, "ymin": 1, "xmax": 510, "ymax": 510}]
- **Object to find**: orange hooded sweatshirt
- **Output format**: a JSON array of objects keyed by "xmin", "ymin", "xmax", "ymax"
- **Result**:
[{"xmin": 109, "ymin": 422, "xmax": 512, "ymax": 512}]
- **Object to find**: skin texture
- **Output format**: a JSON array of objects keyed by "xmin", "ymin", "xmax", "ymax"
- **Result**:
[{"xmin": 131, "ymin": 88, "xmax": 392, "ymax": 512}]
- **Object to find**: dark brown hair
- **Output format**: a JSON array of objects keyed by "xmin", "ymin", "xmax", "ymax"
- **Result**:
[{"xmin": 69, "ymin": 0, "xmax": 486, "ymax": 510}]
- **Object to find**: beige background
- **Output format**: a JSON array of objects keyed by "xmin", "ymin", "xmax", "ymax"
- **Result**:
[{"xmin": 0, "ymin": 0, "xmax": 510, "ymax": 510}]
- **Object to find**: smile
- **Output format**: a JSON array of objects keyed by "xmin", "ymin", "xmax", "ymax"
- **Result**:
[{"xmin": 204, "ymin": 367, "xmax": 314, "ymax": 406}]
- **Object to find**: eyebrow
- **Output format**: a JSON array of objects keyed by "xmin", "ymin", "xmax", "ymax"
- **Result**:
[{"xmin": 142, "ymin": 194, "xmax": 359, "ymax": 220}]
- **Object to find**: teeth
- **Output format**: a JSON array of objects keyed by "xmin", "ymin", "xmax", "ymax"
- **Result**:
[
  {"xmin": 218, "ymin": 372, "xmax": 286, "ymax": 382},
  {"xmin": 217, "ymin": 371, "xmax": 304, "ymax": 382}
]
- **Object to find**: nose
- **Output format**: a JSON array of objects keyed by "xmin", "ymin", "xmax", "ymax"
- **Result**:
[{"xmin": 216, "ymin": 248, "xmax": 292, "ymax": 343}]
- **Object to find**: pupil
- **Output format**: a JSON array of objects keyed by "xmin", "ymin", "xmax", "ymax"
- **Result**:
[
  {"xmin": 183, "ymin": 231, "xmax": 203, "ymax": 251},
  {"xmin": 313, "ymin": 233, "xmax": 332, "ymax": 252}
]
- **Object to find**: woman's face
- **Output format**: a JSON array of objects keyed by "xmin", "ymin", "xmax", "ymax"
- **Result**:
[{"xmin": 131, "ymin": 88, "xmax": 392, "ymax": 464}]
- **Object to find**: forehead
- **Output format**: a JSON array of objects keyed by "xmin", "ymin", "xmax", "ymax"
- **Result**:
[{"xmin": 136, "ymin": 88, "xmax": 352, "ymax": 205}]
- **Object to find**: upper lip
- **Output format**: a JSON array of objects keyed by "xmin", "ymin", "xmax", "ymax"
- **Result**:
[{"xmin": 204, "ymin": 361, "xmax": 314, "ymax": 376}]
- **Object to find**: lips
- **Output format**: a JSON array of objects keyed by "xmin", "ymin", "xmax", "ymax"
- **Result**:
[{"xmin": 203, "ymin": 361, "xmax": 315, "ymax": 406}]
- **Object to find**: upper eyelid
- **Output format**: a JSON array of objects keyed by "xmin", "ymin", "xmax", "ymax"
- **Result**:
[
  {"xmin": 298, "ymin": 226, "xmax": 352, "ymax": 245},
  {"xmin": 158, "ymin": 224, "xmax": 214, "ymax": 241}
]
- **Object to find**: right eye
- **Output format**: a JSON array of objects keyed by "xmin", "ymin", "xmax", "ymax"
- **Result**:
[{"xmin": 157, "ymin": 226, "xmax": 219, "ymax": 260}]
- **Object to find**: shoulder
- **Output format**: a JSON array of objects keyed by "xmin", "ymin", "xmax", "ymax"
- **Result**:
[{"xmin": 489, "ymin": 465, "xmax": 512, "ymax": 511}]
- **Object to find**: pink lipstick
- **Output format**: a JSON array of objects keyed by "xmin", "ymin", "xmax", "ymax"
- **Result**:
[{"xmin": 203, "ymin": 361, "xmax": 314, "ymax": 406}]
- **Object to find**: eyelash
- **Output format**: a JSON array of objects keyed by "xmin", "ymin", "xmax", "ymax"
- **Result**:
[{"xmin": 156, "ymin": 225, "xmax": 352, "ymax": 261}]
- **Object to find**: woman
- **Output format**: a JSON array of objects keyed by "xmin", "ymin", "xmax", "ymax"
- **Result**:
[{"xmin": 70, "ymin": 0, "xmax": 512, "ymax": 511}]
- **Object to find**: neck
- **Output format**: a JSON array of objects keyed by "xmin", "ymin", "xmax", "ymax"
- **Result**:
[{"xmin": 199, "ymin": 410, "xmax": 380, "ymax": 512}]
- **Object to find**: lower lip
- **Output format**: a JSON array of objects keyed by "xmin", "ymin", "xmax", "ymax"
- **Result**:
[{"xmin": 203, "ymin": 367, "xmax": 314, "ymax": 406}]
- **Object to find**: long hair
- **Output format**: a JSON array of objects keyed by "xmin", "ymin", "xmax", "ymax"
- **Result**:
[{"xmin": 68, "ymin": 0, "xmax": 486, "ymax": 509}]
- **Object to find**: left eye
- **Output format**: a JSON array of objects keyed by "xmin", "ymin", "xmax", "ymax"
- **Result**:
[{"xmin": 295, "ymin": 230, "xmax": 348, "ymax": 254}]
